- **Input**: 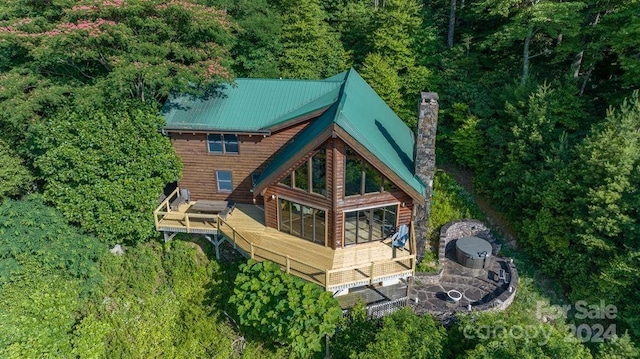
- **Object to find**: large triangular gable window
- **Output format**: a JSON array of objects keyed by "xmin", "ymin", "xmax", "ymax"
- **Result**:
[
  {"xmin": 279, "ymin": 146, "xmax": 327, "ymax": 197},
  {"xmin": 344, "ymin": 147, "xmax": 397, "ymax": 197}
]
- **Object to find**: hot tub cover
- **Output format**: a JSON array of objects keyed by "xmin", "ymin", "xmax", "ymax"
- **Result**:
[{"xmin": 456, "ymin": 236, "xmax": 492, "ymax": 259}]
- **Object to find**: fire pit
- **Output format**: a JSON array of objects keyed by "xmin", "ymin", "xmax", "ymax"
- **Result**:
[{"xmin": 447, "ymin": 289, "xmax": 462, "ymax": 303}]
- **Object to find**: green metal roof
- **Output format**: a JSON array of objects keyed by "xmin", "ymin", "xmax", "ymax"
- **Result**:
[
  {"xmin": 334, "ymin": 70, "xmax": 425, "ymax": 197},
  {"xmin": 252, "ymin": 69, "xmax": 426, "ymax": 198},
  {"xmin": 162, "ymin": 69, "xmax": 426, "ymax": 198},
  {"xmin": 162, "ymin": 79, "xmax": 342, "ymax": 132}
]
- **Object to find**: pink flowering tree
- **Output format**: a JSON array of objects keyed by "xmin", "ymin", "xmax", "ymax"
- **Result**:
[{"xmin": 0, "ymin": 0, "xmax": 233, "ymax": 104}]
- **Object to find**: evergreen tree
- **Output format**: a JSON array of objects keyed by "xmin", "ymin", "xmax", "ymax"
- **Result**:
[{"xmin": 276, "ymin": 0, "xmax": 348, "ymax": 79}]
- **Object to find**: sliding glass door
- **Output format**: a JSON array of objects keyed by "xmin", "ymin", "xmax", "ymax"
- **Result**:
[
  {"xmin": 278, "ymin": 199, "xmax": 326, "ymax": 245},
  {"xmin": 343, "ymin": 204, "xmax": 397, "ymax": 246}
]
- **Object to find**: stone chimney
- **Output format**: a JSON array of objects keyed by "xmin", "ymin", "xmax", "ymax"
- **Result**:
[{"xmin": 414, "ymin": 92, "xmax": 438, "ymax": 262}]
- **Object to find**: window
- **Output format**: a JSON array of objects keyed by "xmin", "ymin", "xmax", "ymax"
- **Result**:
[
  {"xmin": 279, "ymin": 147, "xmax": 327, "ymax": 197},
  {"xmin": 344, "ymin": 147, "xmax": 397, "ymax": 196},
  {"xmin": 279, "ymin": 199, "xmax": 326, "ymax": 245},
  {"xmin": 280, "ymin": 173, "xmax": 292, "ymax": 187},
  {"xmin": 294, "ymin": 161, "xmax": 309, "ymax": 191},
  {"xmin": 216, "ymin": 170, "xmax": 233, "ymax": 192},
  {"xmin": 208, "ymin": 134, "xmax": 239, "ymax": 154},
  {"xmin": 344, "ymin": 148, "xmax": 361, "ymax": 196},
  {"xmin": 343, "ymin": 204, "xmax": 397, "ymax": 246},
  {"xmin": 311, "ymin": 150, "xmax": 326, "ymax": 195}
]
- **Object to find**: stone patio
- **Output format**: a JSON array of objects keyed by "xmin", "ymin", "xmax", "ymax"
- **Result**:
[{"xmin": 407, "ymin": 220, "xmax": 518, "ymax": 324}]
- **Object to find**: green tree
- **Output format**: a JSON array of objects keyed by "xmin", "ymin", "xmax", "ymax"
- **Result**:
[
  {"xmin": 30, "ymin": 101, "xmax": 181, "ymax": 244},
  {"xmin": 566, "ymin": 92, "xmax": 640, "ymax": 336},
  {"xmin": 596, "ymin": 334, "xmax": 640, "ymax": 359},
  {"xmin": 0, "ymin": 0, "xmax": 234, "ymax": 152},
  {"xmin": 450, "ymin": 313, "xmax": 592, "ymax": 359},
  {"xmin": 218, "ymin": 0, "xmax": 283, "ymax": 78},
  {"xmin": 0, "ymin": 138, "xmax": 33, "ymax": 199},
  {"xmin": 0, "ymin": 196, "xmax": 104, "ymax": 358},
  {"xmin": 275, "ymin": 0, "xmax": 348, "ymax": 79},
  {"xmin": 474, "ymin": 0, "xmax": 585, "ymax": 84},
  {"xmin": 333, "ymin": 0, "xmax": 375, "ymax": 66},
  {"xmin": 329, "ymin": 302, "xmax": 378, "ymax": 359},
  {"xmin": 359, "ymin": 53, "xmax": 404, "ymax": 113},
  {"xmin": 229, "ymin": 260, "xmax": 342, "ymax": 358},
  {"xmin": 448, "ymin": 103, "xmax": 485, "ymax": 169},
  {"xmin": 364, "ymin": 0, "xmax": 431, "ymax": 127},
  {"xmin": 598, "ymin": 0, "xmax": 640, "ymax": 91},
  {"xmin": 0, "ymin": 0, "xmax": 233, "ymax": 102},
  {"xmin": 356, "ymin": 308, "xmax": 448, "ymax": 359}
]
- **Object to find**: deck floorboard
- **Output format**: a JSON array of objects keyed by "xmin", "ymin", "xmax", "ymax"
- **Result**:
[{"xmin": 157, "ymin": 203, "xmax": 413, "ymax": 289}]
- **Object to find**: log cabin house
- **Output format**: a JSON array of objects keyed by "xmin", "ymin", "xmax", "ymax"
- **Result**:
[{"xmin": 155, "ymin": 69, "xmax": 438, "ymax": 298}]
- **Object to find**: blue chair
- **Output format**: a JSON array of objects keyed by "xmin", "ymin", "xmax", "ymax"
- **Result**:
[{"xmin": 391, "ymin": 224, "xmax": 409, "ymax": 248}]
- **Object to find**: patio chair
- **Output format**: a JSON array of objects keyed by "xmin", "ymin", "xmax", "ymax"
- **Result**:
[
  {"xmin": 179, "ymin": 188, "xmax": 191, "ymax": 204},
  {"xmin": 391, "ymin": 224, "xmax": 409, "ymax": 248},
  {"xmin": 170, "ymin": 188, "xmax": 190, "ymax": 210}
]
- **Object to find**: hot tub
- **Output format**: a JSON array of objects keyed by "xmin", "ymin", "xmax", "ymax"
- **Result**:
[{"xmin": 455, "ymin": 236, "xmax": 493, "ymax": 269}]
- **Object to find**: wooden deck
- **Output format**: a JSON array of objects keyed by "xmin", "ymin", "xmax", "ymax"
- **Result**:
[{"xmin": 155, "ymin": 189, "xmax": 415, "ymax": 291}]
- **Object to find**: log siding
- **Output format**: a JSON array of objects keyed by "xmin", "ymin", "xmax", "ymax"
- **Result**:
[
  {"xmin": 172, "ymin": 124, "xmax": 415, "ymax": 251},
  {"xmin": 170, "ymin": 120, "xmax": 310, "ymax": 204}
]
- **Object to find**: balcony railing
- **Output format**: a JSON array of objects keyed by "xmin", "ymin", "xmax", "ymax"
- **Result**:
[{"xmin": 154, "ymin": 188, "xmax": 416, "ymax": 291}]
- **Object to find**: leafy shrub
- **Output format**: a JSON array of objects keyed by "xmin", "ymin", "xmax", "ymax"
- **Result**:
[
  {"xmin": 429, "ymin": 170, "xmax": 485, "ymax": 242},
  {"xmin": 229, "ymin": 260, "xmax": 342, "ymax": 358},
  {"xmin": 0, "ymin": 196, "xmax": 104, "ymax": 289},
  {"xmin": 355, "ymin": 307, "xmax": 448, "ymax": 359},
  {"xmin": 0, "ymin": 139, "xmax": 33, "ymax": 200},
  {"xmin": 330, "ymin": 302, "xmax": 378, "ymax": 359},
  {"xmin": 30, "ymin": 100, "xmax": 181, "ymax": 244},
  {"xmin": 450, "ymin": 115, "xmax": 484, "ymax": 169},
  {"xmin": 0, "ymin": 197, "xmax": 104, "ymax": 357},
  {"xmin": 416, "ymin": 170, "xmax": 485, "ymax": 272}
]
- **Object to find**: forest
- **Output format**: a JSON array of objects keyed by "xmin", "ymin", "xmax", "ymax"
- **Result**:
[{"xmin": 0, "ymin": 0, "xmax": 638, "ymax": 358}]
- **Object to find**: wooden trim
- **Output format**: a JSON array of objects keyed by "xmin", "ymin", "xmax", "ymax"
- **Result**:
[
  {"xmin": 333, "ymin": 125, "xmax": 424, "ymax": 205},
  {"xmin": 254, "ymin": 126, "xmax": 334, "ymax": 196},
  {"xmin": 342, "ymin": 201, "xmax": 399, "ymax": 213},
  {"xmin": 276, "ymin": 194, "xmax": 330, "ymax": 213},
  {"xmin": 332, "ymin": 139, "xmax": 339, "ymax": 249},
  {"xmin": 165, "ymin": 129, "xmax": 270, "ymax": 136}
]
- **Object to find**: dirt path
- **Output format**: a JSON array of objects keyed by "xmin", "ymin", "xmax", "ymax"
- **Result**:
[{"xmin": 439, "ymin": 164, "xmax": 519, "ymax": 249}]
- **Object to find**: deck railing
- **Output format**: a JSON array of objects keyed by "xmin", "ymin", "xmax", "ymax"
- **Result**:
[
  {"xmin": 156, "ymin": 196, "xmax": 416, "ymax": 290},
  {"xmin": 218, "ymin": 216, "xmax": 413, "ymax": 290},
  {"xmin": 218, "ymin": 217, "xmax": 328, "ymax": 287},
  {"xmin": 325, "ymin": 255, "xmax": 415, "ymax": 291},
  {"xmin": 154, "ymin": 187, "xmax": 219, "ymax": 233}
]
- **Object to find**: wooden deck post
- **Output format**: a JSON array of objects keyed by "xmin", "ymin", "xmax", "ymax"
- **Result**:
[
  {"xmin": 370, "ymin": 262, "xmax": 375, "ymax": 285},
  {"xmin": 250, "ymin": 243, "xmax": 254, "ymax": 259},
  {"xmin": 325, "ymin": 269, "xmax": 330, "ymax": 289},
  {"xmin": 286, "ymin": 256, "xmax": 290, "ymax": 273},
  {"xmin": 185, "ymin": 214, "xmax": 190, "ymax": 233}
]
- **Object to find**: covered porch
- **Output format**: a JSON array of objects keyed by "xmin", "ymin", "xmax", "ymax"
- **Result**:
[{"xmin": 154, "ymin": 189, "xmax": 415, "ymax": 292}]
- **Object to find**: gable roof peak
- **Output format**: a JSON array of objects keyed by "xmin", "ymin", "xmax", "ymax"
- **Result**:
[{"xmin": 253, "ymin": 68, "xmax": 426, "ymax": 199}]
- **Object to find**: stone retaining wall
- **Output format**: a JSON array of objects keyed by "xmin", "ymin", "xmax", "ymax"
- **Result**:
[
  {"xmin": 411, "ymin": 219, "xmax": 518, "ymax": 322},
  {"xmin": 439, "ymin": 219, "xmax": 502, "ymax": 259}
]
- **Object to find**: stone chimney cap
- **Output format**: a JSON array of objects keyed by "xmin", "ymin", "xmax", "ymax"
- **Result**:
[{"xmin": 421, "ymin": 92, "xmax": 439, "ymax": 101}]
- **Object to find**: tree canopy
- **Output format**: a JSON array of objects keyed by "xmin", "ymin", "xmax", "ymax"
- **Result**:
[{"xmin": 30, "ymin": 100, "xmax": 181, "ymax": 244}]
